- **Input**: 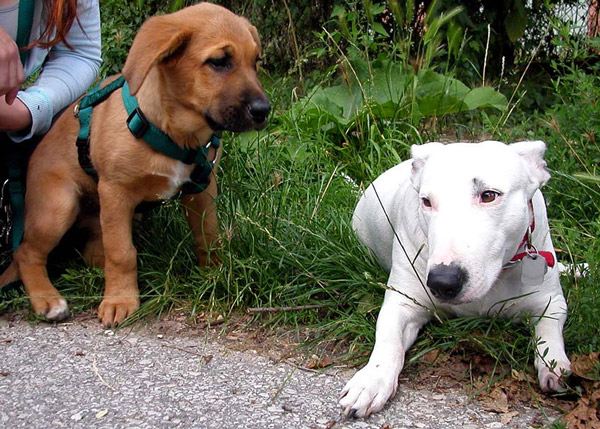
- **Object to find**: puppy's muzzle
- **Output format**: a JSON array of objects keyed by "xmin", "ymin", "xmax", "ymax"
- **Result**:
[
  {"xmin": 247, "ymin": 97, "xmax": 270, "ymax": 126},
  {"xmin": 427, "ymin": 263, "xmax": 468, "ymax": 300},
  {"xmin": 208, "ymin": 93, "xmax": 271, "ymax": 133}
]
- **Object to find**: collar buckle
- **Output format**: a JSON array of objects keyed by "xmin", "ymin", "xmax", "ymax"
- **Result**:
[{"xmin": 127, "ymin": 107, "xmax": 151, "ymax": 139}]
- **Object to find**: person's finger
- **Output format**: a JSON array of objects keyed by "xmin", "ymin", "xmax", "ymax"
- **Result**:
[{"xmin": 5, "ymin": 87, "xmax": 19, "ymax": 105}]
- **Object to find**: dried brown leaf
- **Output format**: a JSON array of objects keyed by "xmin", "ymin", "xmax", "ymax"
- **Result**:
[
  {"xmin": 571, "ymin": 352, "xmax": 600, "ymax": 381},
  {"xmin": 305, "ymin": 353, "xmax": 334, "ymax": 369},
  {"xmin": 480, "ymin": 386, "xmax": 509, "ymax": 413},
  {"xmin": 563, "ymin": 389, "xmax": 600, "ymax": 429},
  {"xmin": 501, "ymin": 410, "xmax": 519, "ymax": 425}
]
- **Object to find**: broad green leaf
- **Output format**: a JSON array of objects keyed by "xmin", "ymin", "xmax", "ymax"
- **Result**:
[
  {"xmin": 463, "ymin": 87, "xmax": 508, "ymax": 112},
  {"xmin": 416, "ymin": 70, "xmax": 469, "ymax": 100},
  {"xmin": 504, "ymin": 1, "xmax": 528, "ymax": 42}
]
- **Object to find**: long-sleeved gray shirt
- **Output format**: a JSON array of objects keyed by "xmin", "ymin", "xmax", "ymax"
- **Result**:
[{"xmin": 1, "ymin": 0, "xmax": 101, "ymax": 142}]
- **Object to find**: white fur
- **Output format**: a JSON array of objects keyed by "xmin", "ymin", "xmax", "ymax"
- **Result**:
[
  {"xmin": 45, "ymin": 298, "xmax": 69, "ymax": 321},
  {"xmin": 153, "ymin": 162, "xmax": 194, "ymax": 199},
  {"xmin": 339, "ymin": 141, "xmax": 571, "ymax": 418}
]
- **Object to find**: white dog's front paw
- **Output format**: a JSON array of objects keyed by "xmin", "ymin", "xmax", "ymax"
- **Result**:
[
  {"xmin": 339, "ymin": 364, "xmax": 398, "ymax": 418},
  {"xmin": 538, "ymin": 360, "xmax": 571, "ymax": 392}
]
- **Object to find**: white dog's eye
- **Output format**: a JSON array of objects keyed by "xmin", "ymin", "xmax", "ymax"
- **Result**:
[
  {"xmin": 480, "ymin": 190, "xmax": 499, "ymax": 203},
  {"xmin": 421, "ymin": 197, "xmax": 432, "ymax": 208}
]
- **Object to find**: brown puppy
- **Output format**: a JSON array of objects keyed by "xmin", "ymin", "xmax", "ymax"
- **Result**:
[{"xmin": 0, "ymin": 3, "xmax": 270, "ymax": 327}]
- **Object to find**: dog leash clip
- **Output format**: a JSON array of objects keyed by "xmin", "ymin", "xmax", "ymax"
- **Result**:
[
  {"xmin": 525, "ymin": 226, "xmax": 536, "ymax": 253},
  {"xmin": 204, "ymin": 137, "xmax": 219, "ymax": 166},
  {"xmin": 521, "ymin": 226, "xmax": 548, "ymax": 286}
]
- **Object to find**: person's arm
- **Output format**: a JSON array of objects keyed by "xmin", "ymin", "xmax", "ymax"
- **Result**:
[
  {"xmin": 10, "ymin": 0, "xmax": 101, "ymax": 141},
  {"xmin": 0, "ymin": 95, "xmax": 31, "ymax": 131}
]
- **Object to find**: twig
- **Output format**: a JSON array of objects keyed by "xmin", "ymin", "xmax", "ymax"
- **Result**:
[
  {"xmin": 92, "ymin": 339, "xmax": 116, "ymax": 391},
  {"xmin": 483, "ymin": 24, "xmax": 490, "ymax": 86},
  {"xmin": 246, "ymin": 305, "xmax": 326, "ymax": 314},
  {"xmin": 161, "ymin": 343, "xmax": 204, "ymax": 358},
  {"xmin": 283, "ymin": 358, "xmax": 337, "ymax": 376}
]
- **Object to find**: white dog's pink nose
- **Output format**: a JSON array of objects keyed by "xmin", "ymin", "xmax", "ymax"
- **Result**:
[{"xmin": 427, "ymin": 264, "xmax": 467, "ymax": 300}]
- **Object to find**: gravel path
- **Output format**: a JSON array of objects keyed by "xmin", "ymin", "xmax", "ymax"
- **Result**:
[{"xmin": 0, "ymin": 314, "xmax": 558, "ymax": 428}]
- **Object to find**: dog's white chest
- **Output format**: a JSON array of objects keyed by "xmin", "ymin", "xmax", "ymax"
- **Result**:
[{"xmin": 154, "ymin": 162, "xmax": 193, "ymax": 199}]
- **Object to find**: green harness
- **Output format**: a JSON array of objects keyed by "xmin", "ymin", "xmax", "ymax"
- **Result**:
[
  {"xmin": 75, "ymin": 75, "xmax": 221, "ymax": 197},
  {"xmin": 3, "ymin": 0, "xmax": 35, "ymax": 252}
]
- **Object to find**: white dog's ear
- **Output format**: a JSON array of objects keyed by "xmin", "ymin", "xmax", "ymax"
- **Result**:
[
  {"xmin": 410, "ymin": 143, "xmax": 445, "ymax": 176},
  {"xmin": 509, "ymin": 140, "xmax": 551, "ymax": 189}
]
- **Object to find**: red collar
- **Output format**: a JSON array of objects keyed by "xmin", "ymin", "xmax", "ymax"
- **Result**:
[{"xmin": 504, "ymin": 200, "xmax": 555, "ymax": 269}]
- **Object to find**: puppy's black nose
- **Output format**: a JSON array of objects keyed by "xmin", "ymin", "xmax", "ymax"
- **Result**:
[
  {"xmin": 247, "ymin": 97, "xmax": 271, "ymax": 123},
  {"xmin": 427, "ymin": 264, "xmax": 467, "ymax": 300}
]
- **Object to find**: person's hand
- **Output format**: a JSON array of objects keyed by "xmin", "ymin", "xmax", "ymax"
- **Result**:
[{"xmin": 0, "ymin": 26, "xmax": 25, "ymax": 105}]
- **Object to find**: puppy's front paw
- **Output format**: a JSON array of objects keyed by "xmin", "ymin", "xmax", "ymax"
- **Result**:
[
  {"xmin": 339, "ymin": 364, "xmax": 398, "ymax": 418},
  {"xmin": 30, "ymin": 296, "xmax": 70, "ymax": 322},
  {"xmin": 98, "ymin": 296, "xmax": 139, "ymax": 328},
  {"xmin": 538, "ymin": 360, "xmax": 571, "ymax": 392}
]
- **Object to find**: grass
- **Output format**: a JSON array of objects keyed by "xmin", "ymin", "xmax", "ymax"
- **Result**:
[{"xmin": 3, "ymin": 64, "xmax": 598, "ymax": 366}]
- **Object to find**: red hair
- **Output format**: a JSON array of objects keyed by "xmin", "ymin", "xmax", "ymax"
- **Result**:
[{"xmin": 27, "ymin": 0, "xmax": 79, "ymax": 49}]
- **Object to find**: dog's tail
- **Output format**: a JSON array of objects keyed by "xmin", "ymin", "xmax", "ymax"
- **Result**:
[{"xmin": 0, "ymin": 261, "xmax": 19, "ymax": 288}]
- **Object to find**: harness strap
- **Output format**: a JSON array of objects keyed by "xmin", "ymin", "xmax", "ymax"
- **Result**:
[
  {"xmin": 75, "ymin": 77, "xmax": 220, "ymax": 197},
  {"xmin": 6, "ymin": 152, "xmax": 25, "ymax": 252},
  {"xmin": 121, "ymin": 81, "xmax": 221, "ymax": 173},
  {"xmin": 76, "ymin": 76, "xmax": 128, "ymax": 181},
  {"xmin": 17, "ymin": 0, "xmax": 35, "ymax": 65}
]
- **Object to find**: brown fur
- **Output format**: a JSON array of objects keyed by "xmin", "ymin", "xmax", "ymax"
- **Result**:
[{"xmin": 0, "ymin": 3, "xmax": 269, "ymax": 327}]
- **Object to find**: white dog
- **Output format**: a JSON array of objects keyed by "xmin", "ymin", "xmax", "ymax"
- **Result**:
[{"xmin": 340, "ymin": 140, "xmax": 570, "ymax": 418}]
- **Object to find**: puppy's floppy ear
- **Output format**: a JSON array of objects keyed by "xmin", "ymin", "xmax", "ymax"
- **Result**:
[
  {"xmin": 509, "ymin": 140, "xmax": 551, "ymax": 189},
  {"xmin": 246, "ymin": 22, "xmax": 262, "ymax": 52},
  {"xmin": 122, "ymin": 15, "xmax": 193, "ymax": 95}
]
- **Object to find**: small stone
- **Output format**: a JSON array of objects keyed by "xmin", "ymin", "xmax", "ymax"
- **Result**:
[
  {"xmin": 95, "ymin": 409, "xmax": 108, "ymax": 419},
  {"xmin": 70, "ymin": 412, "xmax": 84, "ymax": 421}
]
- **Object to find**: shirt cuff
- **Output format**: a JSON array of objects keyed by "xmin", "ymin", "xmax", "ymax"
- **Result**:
[{"xmin": 8, "ymin": 89, "xmax": 52, "ymax": 142}]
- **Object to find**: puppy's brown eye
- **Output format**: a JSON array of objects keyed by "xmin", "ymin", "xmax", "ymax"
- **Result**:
[
  {"xmin": 206, "ymin": 55, "xmax": 231, "ymax": 71},
  {"xmin": 480, "ymin": 190, "xmax": 499, "ymax": 203},
  {"xmin": 422, "ymin": 197, "xmax": 432, "ymax": 208}
]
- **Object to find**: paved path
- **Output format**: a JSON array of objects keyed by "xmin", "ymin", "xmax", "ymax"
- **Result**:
[{"xmin": 0, "ymin": 314, "xmax": 558, "ymax": 428}]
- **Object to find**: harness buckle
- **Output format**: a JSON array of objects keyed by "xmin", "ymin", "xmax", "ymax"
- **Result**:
[
  {"xmin": 127, "ymin": 107, "xmax": 150, "ymax": 139},
  {"xmin": 73, "ymin": 103, "xmax": 80, "ymax": 118}
]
